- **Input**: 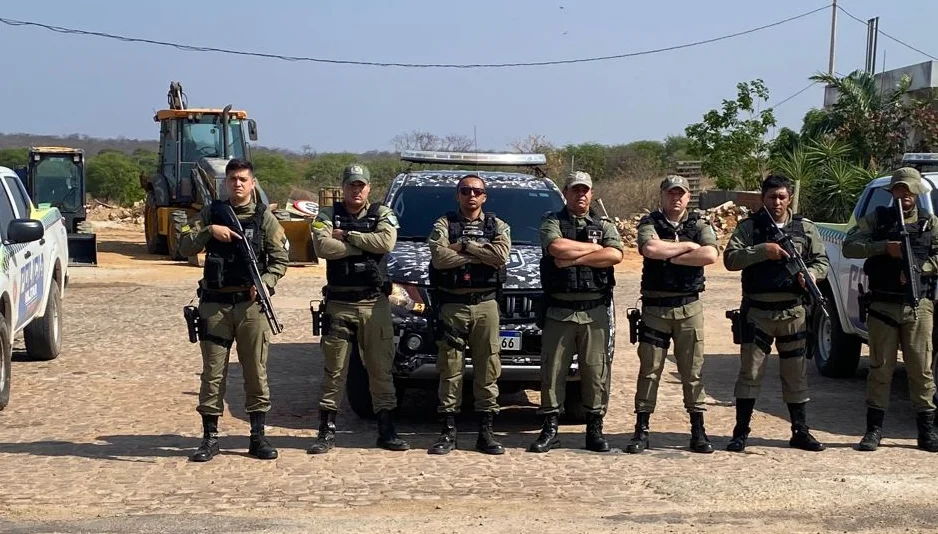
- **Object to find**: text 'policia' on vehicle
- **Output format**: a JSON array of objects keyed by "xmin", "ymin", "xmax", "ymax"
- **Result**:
[{"xmin": 339, "ymin": 149, "xmax": 613, "ymax": 420}]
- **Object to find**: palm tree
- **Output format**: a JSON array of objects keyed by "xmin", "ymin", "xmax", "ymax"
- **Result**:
[{"xmin": 808, "ymin": 70, "xmax": 912, "ymax": 170}]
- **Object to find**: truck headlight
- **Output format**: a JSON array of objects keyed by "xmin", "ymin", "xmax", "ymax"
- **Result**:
[{"xmin": 390, "ymin": 283, "xmax": 426, "ymax": 315}]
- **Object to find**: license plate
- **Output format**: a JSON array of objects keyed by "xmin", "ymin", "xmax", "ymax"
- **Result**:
[{"xmin": 499, "ymin": 331, "xmax": 521, "ymax": 351}]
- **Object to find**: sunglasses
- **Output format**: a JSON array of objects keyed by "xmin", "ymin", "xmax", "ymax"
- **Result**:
[{"xmin": 459, "ymin": 187, "xmax": 486, "ymax": 197}]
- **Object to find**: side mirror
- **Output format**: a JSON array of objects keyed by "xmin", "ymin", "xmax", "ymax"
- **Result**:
[
  {"xmin": 7, "ymin": 219, "xmax": 43, "ymax": 244},
  {"xmin": 248, "ymin": 119, "xmax": 258, "ymax": 141}
]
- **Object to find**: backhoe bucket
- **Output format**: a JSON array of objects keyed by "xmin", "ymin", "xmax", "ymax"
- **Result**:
[{"xmin": 67, "ymin": 233, "xmax": 98, "ymax": 266}]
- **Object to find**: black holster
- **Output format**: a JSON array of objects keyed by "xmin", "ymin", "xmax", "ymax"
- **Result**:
[
  {"xmin": 857, "ymin": 283, "xmax": 871, "ymax": 323},
  {"xmin": 310, "ymin": 300, "xmax": 326, "ymax": 336},
  {"xmin": 184, "ymin": 305, "xmax": 201, "ymax": 343},
  {"xmin": 726, "ymin": 309, "xmax": 741, "ymax": 345},
  {"xmin": 529, "ymin": 293, "xmax": 544, "ymax": 329},
  {"xmin": 627, "ymin": 308, "xmax": 642, "ymax": 345}
]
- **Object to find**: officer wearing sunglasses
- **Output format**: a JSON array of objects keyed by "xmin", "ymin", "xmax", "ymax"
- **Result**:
[{"xmin": 426, "ymin": 174, "xmax": 511, "ymax": 455}]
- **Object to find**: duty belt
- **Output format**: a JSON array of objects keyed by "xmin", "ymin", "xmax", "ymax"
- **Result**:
[
  {"xmin": 743, "ymin": 298, "xmax": 800, "ymax": 311},
  {"xmin": 547, "ymin": 296, "xmax": 606, "ymax": 312},
  {"xmin": 323, "ymin": 286, "xmax": 381, "ymax": 302},
  {"xmin": 641, "ymin": 293, "xmax": 699, "ymax": 308},
  {"xmin": 868, "ymin": 289, "xmax": 907, "ymax": 304},
  {"xmin": 200, "ymin": 289, "xmax": 253, "ymax": 305},
  {"xmin": 435, "ymin": 290, "xmax": 497, "ymax": 305}
]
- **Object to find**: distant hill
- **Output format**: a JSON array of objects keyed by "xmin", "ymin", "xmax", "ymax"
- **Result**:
[{"xmin": 0, "ymin": 132, "xmax": 304, "ymax": 159}]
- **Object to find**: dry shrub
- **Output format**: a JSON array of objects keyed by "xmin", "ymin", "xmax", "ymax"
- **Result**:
[{"xmin": 593, "ymin": 165, "xmax": 663, "ymax": 219}]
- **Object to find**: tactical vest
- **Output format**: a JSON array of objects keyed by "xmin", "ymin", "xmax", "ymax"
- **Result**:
[
  {"xmin": 640, "ymin": 211, "xmax": 706, "ymax": 294},
  {"xmin": 539, "ymin": 208, "xmax": 614, "ymax": 295},
  {"xmin": 428, "ymin": 212, "xmax": 506, "ymax": 290},
  {"xmin": 326, "ymin": 202, "xmax": 388, "ymax": 288},
  {"xmin": 203, "ymin": 200, "xmax": 267, "ymax": 290},
  {"xmin": 740, "ymin": 211, "xmax": 809, "ymax": 294},
  {"xmin": 863, "ymin": 206, "xmax": 933, "ymax": 293}
]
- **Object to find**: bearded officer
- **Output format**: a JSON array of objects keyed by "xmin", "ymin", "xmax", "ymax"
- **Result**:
[
  {"xmin": 307, "ymin": 163, "xmax": 408, "ymax": 453},
  {"xmin": 626, "ymin": 175, "xmax": 718, "ymax": 454},
  {"xmin": 425, "ymin": 174, "xmax": 511, "ymax": 455},
  {"xmin": 528, "ymin": 171, "xmax": 623, "ymax": 453},
  {"xmin": 178, "ymin": 158, "xmax": 289, "ymax": 462},
  {"xmin": 843, "ymin": 167, "xmax": 938, "ymax": 452},
  {"xmin": 723, "ymin": 174, "xmax": 829, "ymax": 453}
]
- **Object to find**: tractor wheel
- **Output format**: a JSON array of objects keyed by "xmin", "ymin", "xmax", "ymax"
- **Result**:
[
  {"xmin": 144, "ymin": 193, "xmax": 167, "ymax": 255},
  {"xmin": 168, "ymin": 210, "xmax": 189, "ymax": 261}
]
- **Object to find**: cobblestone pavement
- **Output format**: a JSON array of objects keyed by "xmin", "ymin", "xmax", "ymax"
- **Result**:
[{"xmin": 1, "ymin": 230, "xmax": 938, "ymax": 533}]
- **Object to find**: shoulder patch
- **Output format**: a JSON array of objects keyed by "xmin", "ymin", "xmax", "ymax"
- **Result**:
[
  {"xmin": 180, "ymin": 224, "xmax": 190, "ymax": 233},
  {"xmin": 384, "ymin": 213, "xmax": 400, "ymax": 228}
]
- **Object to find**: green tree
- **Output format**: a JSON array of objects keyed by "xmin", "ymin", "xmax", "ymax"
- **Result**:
[
  {"xmin": 663, "ymin": 135, "xmax": 692, "ymax": 162},
  {"xmin": 559, "ymin": 143, "xmax": 606, "ymax": 180},
  {"xmin": 86, "ymin": 152, "xmax": 143, "ymax": 205},
  {"xmin": 130, "ymin": 149, "xmax": 159, "ymax": 173},
  {"xmin": 768, "ymin": 127, "xmax": 801, "ymax": 164},
  {"xmin": 685, "ymin": 79, "xmax": 777, "ymax": 190},
  {"xmin": 0, "ymin": 147, "xmax": 28, "ymax": 170}
]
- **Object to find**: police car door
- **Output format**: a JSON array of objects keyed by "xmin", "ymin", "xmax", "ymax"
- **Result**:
[{"xmin": 0, "ymin": 174, "xmax": 44, "ymax": 332}]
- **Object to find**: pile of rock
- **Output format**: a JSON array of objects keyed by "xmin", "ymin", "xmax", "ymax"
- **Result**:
[
  {"xmin": 86, "ymin": 200, "xmax": 144, "ymax": 224},
  {"xmin": 613, "ymin": 201, "xmax": 750, "ymax": 248}
]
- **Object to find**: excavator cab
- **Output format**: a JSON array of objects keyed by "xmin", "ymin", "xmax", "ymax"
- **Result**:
[
  {"xmin": 18, "ymin": 147, "xmax": 97, "ymax": 266},
  {"xmin": 141, "ymin": 82, "xmax": 265, "ymax": 260}
]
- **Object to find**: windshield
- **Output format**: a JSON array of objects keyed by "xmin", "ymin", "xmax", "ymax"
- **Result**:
[
  {"xmin": 180, "ymin": 117, "xmax": 245, "ymax": 164},
  {"xmin": 31, "ymin": 156, "xmax": 83, "ymax": 211},
  {"xmin": 391, "ymin": 185, "xmax": 565, "ymax": 245}
]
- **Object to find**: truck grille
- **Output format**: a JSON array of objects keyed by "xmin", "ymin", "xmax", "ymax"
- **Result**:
[{"xmin": 500, "ymin": 292, "xmax": 540, "ymax": 321}]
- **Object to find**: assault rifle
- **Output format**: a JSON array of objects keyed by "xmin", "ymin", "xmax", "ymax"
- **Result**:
[
  {"xmin": 218, "ymin": 204, "xmax": 284, "ymax": 335},
  {"xmin": 758, "ymin": 208, "xmax": 830, "ymax": 321},
  {"xmin": 893, "ymin": 200, "xmax": 923, "ymax": 308}
]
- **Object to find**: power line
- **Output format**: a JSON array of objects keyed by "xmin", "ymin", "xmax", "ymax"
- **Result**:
[
  {"xmin": 0, "ymin": 5, "xmax": 831, "ymax": 69},
  {"xmin": 837, "ymin": 5, "xmax": 938, "ymax": 61},
  {"xmin": 767, "ymin": 82, "xmax": 820, "ymax": 111}
]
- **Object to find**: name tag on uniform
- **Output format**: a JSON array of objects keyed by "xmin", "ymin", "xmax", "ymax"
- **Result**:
[
  {"xmin": 461, "ymin": 228, "xmax": 484, "ymax": 238},
  {"xmin": 587, "ymin": 229, "xmax": 602, "ymax": 243}
]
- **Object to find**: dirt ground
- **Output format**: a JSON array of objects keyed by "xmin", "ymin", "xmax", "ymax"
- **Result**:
[{"xmin": 1, "ymin": 220, "xmax": 937, "ymax": 534}]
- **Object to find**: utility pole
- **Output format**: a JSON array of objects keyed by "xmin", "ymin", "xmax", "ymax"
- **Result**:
[{"xmin": 828, "ymin": 0, "xmax": 838, "ymax": 75}]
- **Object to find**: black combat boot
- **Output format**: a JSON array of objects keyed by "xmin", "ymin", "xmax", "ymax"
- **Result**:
[
  {"xmin": 476, "ymin": 412, "xmax": 505, "ymax": 455},
  {"xmin": 307, "ymin": 410, "xmax": 337, "ymax": 455},
  {"xmin": 247, "ymin": 412, "xmax": 278, "ymax": 460},
  {"xmin": 528, "ymin": 414, "xmax": 560, "ymax": 453},
  {"xmin": 625, "ymin": 412, "xmax": 650, "ymax": 454},
  {"xmin": 428, "ymin": 414, "xmax": 457, "ymax": 455},
  {"xmin": 857, "ymin": 408, "xmax": 885, "ymax": 452},
  {"xmin": 689, "ymin": 412, "xmax": 714, "ymax": 454},
  {"xmin": 787, "ymin": 402, "xmax": 825, "ymax": 452},
  {"xmin": 726, "ymin": 398, "xmax": 755, "ymax": 453},
  {"xmin": 191, "ymin": 414, "xmax": 220, "ymax": 462},
  {"xmin": 915, "ymin": 410, "xmax": 938, "ymax": 452},
  {"xmin": 376, "ymin": 410, "xmax": 409, "ymax": 451},
  {"xmin": 585, "ymin": 412, "xmax": 610, "ymax": 452}
]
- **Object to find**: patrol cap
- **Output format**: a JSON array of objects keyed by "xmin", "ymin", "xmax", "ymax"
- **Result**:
[
  {"xmin": 885, "ymin": 166, "xmax": 925, "ymax": 195},
  {"xmin": 660, "ymin": 175, "xmax": 690, "ymax": 193},
  {"xmin": 564, "ymin": 171, "xmax": 592, "ymax": 189},
  {"xmin": 342, "ymin": 163, "xmax": 370, "ymax": 185}
]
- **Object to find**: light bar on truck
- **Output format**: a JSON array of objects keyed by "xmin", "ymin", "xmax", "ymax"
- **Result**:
[
  {"xmin": 400, "ymin": 150, "xmax": 547, "ymax": 166},
  {"xmin": 901, "ymin": 153, "xmax": 938, "ymax": 164}
]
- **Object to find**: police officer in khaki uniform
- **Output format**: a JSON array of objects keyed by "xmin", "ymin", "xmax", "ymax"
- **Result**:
[
  {"xmin": 843, "ymin": 167, "xmax": 938, "ymax": 452},
  {"xmin": 627, "ymin": 175, "xmax": 719, "ymax": 454},
  {"xmin": 178, "ymin": 158, "xmax": 289, "ymax": 462},
  {"xmin": 426, "ymin": 174, "xmax": 511, "ymax": 455},
  {"xmin": 528, "ymin": 171, "xmax": 624, "ymax": 453},
  {"xmin": 723, "ymin": 174, "xmax": 829, "ymax": 453},
  {"xmin": 307, "ymin": 163, "xmax": 408, "ymax": 453}
]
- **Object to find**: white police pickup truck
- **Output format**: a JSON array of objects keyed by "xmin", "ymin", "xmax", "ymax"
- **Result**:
[
  {"xmin": 812, "ymin": 154, "xmax": 938, "ymax": 379},
  {"xmin": 0, "ymin": 165, "xmax": 69, "ymax": 410}
]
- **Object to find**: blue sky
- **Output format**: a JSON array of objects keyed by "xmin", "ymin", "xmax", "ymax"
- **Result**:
[{"xmin": 0, "ymin": 1, "xmax": 934, "ymax": 153}]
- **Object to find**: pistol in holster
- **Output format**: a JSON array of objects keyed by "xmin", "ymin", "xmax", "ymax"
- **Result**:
[
  {"xmin": 857, "ymin": 284, "xmax": 872, "ymax": 323},
  {"xmin": 183, "ymin": 305, "xmax": 201, "ymax": 344},
  {"xmin": 535, "ymin": 296, "xmax": 548, "ymax": 330},
  {"xmin": 726, "ymin": 309, "xmax": 741, "ymax": 345},
  {"xmin": 626, "ymin": 307, "xmax": 642, "ymax": 345},
  {"xmin": 310, "ymin": 300, "xmax": 329, "ymax": 336}
]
